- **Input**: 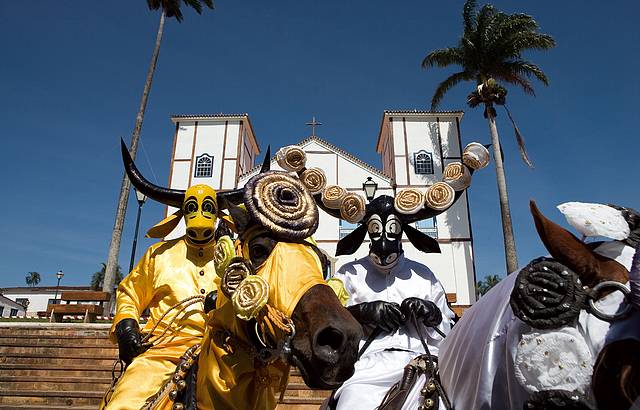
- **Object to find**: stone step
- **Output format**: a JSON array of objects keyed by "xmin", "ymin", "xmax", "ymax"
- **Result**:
[
  {"xmin": 0, "ymin": 376, "xmax": 111, "ymax": 392},
  {"xmin": 0, "ymin": 346, "xmax": 117, "ymax": 357},
  {"xmin": 1, "ymin": 355, "xmax": 116, "ymax": 366},
  {"xmin": 0, "ymin": 325, "xmax": 110, "ymax": 339},
  {"xmin": 0, "ymin": 363, "xmax": 114, "ymax": 378},
  {"xmin": 0, "ymin": 406, "xmax": 95, "ymax": 410},
  {"xmin": 282, "ymin": 383, "xmax": 332, "ymax": 399},
  {"xmin": 0, "ymin": 338, "xmax": 114, "ymax": 348},
  {"xmin": 0, "ymin": 390, "xmax": 103, "ymax": 407}
]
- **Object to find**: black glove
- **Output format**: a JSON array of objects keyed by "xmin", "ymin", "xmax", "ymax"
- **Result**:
[
  {"xmin": 347, "ymin": 301, "xmax": 406, "ymax": 333},
  {"xmin": 400, "ymin": 297, "xmax": 442, "ymax": 328},
  {"xmin": 115, "ymin": 318, "xmax": 149, "ymax": 366},
  {"xmin": 204, "ymin": 290, "xmax": 218, "ymax": 314}
]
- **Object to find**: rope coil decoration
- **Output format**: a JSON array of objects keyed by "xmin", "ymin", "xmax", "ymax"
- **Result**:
[
  {"xmin": 462, "ymin": 142, "xmax": 490, "ymax": 170},
  {"xmin": 442, "ymin": 162, "xmax": 472, "ymax": 191},
  {"xmin": 232, "ymin": 275, "xmax": 270, "ymax": 321},
  {"xmin": 322, "ymin": 185, "xmax": 348, "ymax": 209},
  {"xmin": 299, "ymin": 167, "xmax": 327, "ymax": 194},
  {"xmin": 425, "ymin": 182, "xmax": 455, "ymax": 211},
  {"xmin": 244, "ymin": 171, "xmax": 319, "ymax": 240},
  {"xmin": 221, "ymin": 257, "xmax": 253, "ymax": 299},
  {"xmin": 276, "ymin": 146, "xmax": 306, "ymax": 172},
  {"xmin": 510, "ymin": 258, "xmax": 587, "ymax": 329},
  {"xmin": 394, "ymin": 188, "xmax": 424, "ymax": 215},
  {"xmin": 214, "ymin": 236, "xmax": 236, "ymax": 278},
  {"xmin": 340, "ymin": 192, "xmax": 366, "ymax": 223}
]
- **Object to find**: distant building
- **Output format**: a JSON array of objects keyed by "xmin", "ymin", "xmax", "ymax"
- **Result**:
[
  {"xmin": 0, "ymin": 294, "xmax": 26, "ymax": 318},
  {"xmin": 0, "ymin": 286, "xmax": 91, "ymax": 317},
  {"xmin": 164, "ymin": 111, "xmax": 478, "ymax": 308}
]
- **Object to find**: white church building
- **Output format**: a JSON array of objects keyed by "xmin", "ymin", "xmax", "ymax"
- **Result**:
[{"xmin": 165, "ymin": 111, "xmax": 477, "ymax": 312}]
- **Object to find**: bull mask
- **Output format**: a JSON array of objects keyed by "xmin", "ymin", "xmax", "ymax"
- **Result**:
[{"xmin": 120, "ymin": 138, "xmax": 248, "ymax": 247}]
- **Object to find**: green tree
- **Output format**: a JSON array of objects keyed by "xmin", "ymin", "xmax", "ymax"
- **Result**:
[
  {"xmin": 476, "ymin": 274, "xmax": 502, "ymax": 296},
  {"xmin": 25, "ymin": 271, "xmax": 41, "ymax": 287},
  {"xmin": 104, "ymin": 0, "xmax": 214, "ymax": 312},
  {"xmin": 423, "ymin": 0, "xmax": 555, "ymax": 273},
  {"xmin": 92, "ymin": 263, "xmax": 123, "ymax": 291}
]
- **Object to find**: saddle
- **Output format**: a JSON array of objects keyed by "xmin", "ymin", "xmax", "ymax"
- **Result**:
[{"xmin": 378, "ymin": 354, "xmax": 442, "ymax": 410}]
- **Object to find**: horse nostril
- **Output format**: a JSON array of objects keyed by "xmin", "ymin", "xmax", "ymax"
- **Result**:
[
  {"xmin": 203, "ymin": 229, "xmax": 212, "ymax": 238},
  {"xmin": 187, "ymin": 229, "xmax": 197, "ymax": 238},
  {"xmin": 315, "ymin": 326, "xmax": 345, "ymax": 354}
]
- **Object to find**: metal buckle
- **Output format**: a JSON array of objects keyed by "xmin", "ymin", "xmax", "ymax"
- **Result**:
[{"xmin": 587, "ymin": 281, "xmax": 633, "ymax": 322}]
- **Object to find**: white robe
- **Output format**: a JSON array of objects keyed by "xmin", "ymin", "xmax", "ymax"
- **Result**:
[{"xmin": 333, "ymin": 254, "xmax": 454, "ymax": 410}]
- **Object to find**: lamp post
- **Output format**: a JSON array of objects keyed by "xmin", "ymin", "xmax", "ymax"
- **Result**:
[
  {"xmin": 129, "ymin": 189, "xmax": 148, "ymax": 273},
  {"xmin": 54, "ymin": 270, "xmax": 64, "ymax": 305},
  {"xmin": 362, "ymin": 177, "xmax": 378, "ymax": 202}
]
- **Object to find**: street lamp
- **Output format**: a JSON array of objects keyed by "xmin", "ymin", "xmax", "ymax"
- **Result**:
[
  {"xmin": 54, "ymin": 270, "xmax": 64, "ymax": 305},
  {"xmin": 129, "ymin": 189, "xmax": 148, "ymax": 273},
  {"xmin": 362, "ymin": 177, "xmax": 378, "ymax": 202}
]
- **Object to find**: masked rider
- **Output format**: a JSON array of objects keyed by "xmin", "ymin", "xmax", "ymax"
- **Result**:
[
  {"xmin": 331, "ymin": 195, "xmax": 454, "ymax": 410},
  {"xmin": 102, "ymin": 142, "xmax": 227, "ymax": 409}
]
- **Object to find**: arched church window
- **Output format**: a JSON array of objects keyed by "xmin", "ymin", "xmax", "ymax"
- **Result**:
[
  {"xmin": 194, "ymin": 154, "xmax": 213, "ymax": 178},
  {"xmin": 414, "ymin": 151, "xmax": 434, "ymax": 175}
]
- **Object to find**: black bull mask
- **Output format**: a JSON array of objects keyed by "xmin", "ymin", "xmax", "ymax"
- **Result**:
[{"xmin": 331, "ymin": 194, "xmax": 456, "ymax": 270}]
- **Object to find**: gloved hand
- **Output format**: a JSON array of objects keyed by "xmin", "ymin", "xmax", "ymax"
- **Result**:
[
  {"xmin": 347, "ymin": 301, "xmax": 406, "ymax": 333},
  {"xmin": 400, "ymin": 297, "xmax": 442, "ymax": 327},
  {"xmin": 115, "ymin": 318, "xmax": 150, "ymax": 366}
]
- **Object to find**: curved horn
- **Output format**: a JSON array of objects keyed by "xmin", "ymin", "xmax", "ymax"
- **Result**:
[
  {"xmin": 530, "ymin": 200, "xmax": 628, "ymax": 286},
  {"xmin": 259, "ymin": 145, "xmax": 271, "ymax": 173},
  {"xmin": 217, "ymin": 189, "xmax": 245, "ymax": 209},
  {"xmin": 399, "ymin": 189, "xmax": 465, "ymax": 225},
  {"xmin": 121, "ymin": 138, "xmax": 184, "ymax": 208}
]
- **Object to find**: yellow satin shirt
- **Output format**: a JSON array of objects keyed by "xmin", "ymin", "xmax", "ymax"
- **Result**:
[{"xmin": 110, "ymin": 237, "xmax": 220, "ymax": 348}]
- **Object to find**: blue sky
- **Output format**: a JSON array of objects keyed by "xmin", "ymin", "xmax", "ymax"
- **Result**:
[{"xmin": 0, "ymin": 1, "xmax": 638, "ymax": 288}]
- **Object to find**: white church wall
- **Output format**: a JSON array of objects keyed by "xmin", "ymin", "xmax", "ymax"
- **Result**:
[
  {"xmin": 222, "ymin": 160, "xmax": 237, "ymax": 189},
  {"xmin": 438, "ymin": 117, "xmax": 462, "ymax": 158},
  {"xmin": 436, "ymin": 195, "xmax": 471, "ymax": 239},
  {"xmin": 192, "ymin": 121, "xmax": 226, "ymax": 188},
  {"xmin": 224, "ymin": 121, "xmax": 241, "ymax": 158},
  {"xmin": 170, "ymin": 161, "xmax": 191, "ymax": 190},
  {"xmin": 174, "ymin": 121, "xmax": 195, "ymax": 159}
]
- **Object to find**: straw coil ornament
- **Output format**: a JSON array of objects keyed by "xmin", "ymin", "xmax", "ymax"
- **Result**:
[
  {"xmin": 443, "ymin": 162, "xmax": 472, "ymax": 191},
  {"xmin": 300, "ymin": 167, "xmax": 327, "ymax": 195},
  {"xmin": 232, "ymin": 275, "xmax": 270, "ymax": 321},
  {"xmin": 244, "ymin": 171, "xmax": 319, "ymax": 241},
  {"xmin": 214, "ymin": 236, "xmax": 236, "ymax": 278},
  {"xmin": 462, "ymin": 142, "xmax": 490, "ymax": 170},
  {"xmin": 321, "ymin": 185, "xmax": 348, "ymax": 209},
  {"xmin": 340, "ymin": 192, "xmax": 366, "ymax": 224},
  {"xmin": 276, "ymin": 145, "xmax": 306, "ymax": 172},
  {"xmin": 425, "ymin": 182, "xmax": 455, "ymax": 211},
  {"xmin": 394, "ymin": 188, "xmax": 424, "ymax": 215},
  {"xmin": 221, "ymin": 257, "xmax": 253, "ymax": 299}
]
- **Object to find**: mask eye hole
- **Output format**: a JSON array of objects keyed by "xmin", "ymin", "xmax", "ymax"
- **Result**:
[
  {"xmin": 184, "ymin": 200, "xmax": 198, "ymax": 214},
  {"xmin": 367, "ymin": 215, "xmax": 383, "ymax": 239},
  {"xmin": 202, "ymin": 200, "xmax": 215, "ymax": 214},
  {"xmin": 385, "ymin": 216, "xmax": 401, "ymax": 236}
]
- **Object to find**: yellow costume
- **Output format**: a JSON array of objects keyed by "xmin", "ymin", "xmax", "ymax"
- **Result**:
[
  {"xmin": 197, "ymin": 242, "xmax": 327, "ymax": 410},
  {"xmin": 103, "ymin": 182, "xmax": 222, "ymax": 410}
]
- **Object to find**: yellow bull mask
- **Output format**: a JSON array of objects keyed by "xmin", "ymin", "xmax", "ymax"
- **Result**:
[{"xmin": 121, "ymin": 139, "xmax": 243, "ymax": 245}]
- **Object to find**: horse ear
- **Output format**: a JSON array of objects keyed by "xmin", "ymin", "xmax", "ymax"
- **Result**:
[
  {"xmin": 529, "ymin": 200, "xmax": 628, "ymax": 286},
  {"xmin": 259, "ymin": 145, "xmax": 271, "ymax": 173},
  {"xmin": 336, "ymin": 224, "xmax": 368, "ymax": 256},
  {"xmin": 403, "ymin": 224, "xmax": 441, "ymax": 254},
  {"xmin": 227, "ymin": 201, "xmax": 252, "ymax": 237}
]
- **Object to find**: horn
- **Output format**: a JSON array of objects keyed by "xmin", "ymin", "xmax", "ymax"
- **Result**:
[
  {"xmin": 121, "ymin": 138, "xmax": 184, "ymax": 208},
  {"xmin": 259, "ymin": 145, "xmax": 271, "ymax": 173},
  {"xmin": 399, "ymin": 189, "xmax": 465, "ymax": 225},
  {"xmin": 629, "ymin": 243, "xmax": 640, "ymax": 308},
  {"xmin": 217, "ymin": 189, "xmax": 244, "ymax": 209},
  {"xmin": 530, "ymin": 200, "xmax": 628, "ymax": 287}
]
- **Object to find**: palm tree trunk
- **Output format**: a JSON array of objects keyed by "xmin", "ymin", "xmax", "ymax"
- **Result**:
[
  {"xmin": 103, "ymin": 11, "xmax": 166, "ymax": 314},
  {"xmin": 486, "ymin": 106, "xmax": 519, "ymax": 273}
]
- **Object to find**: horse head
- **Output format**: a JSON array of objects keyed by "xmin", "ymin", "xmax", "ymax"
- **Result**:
[
  {"xmin": 218, "ymin": 169, "xmax": 362, "ymax": 390},
  {"xmin": 523, "ymin": 201, "xmax": 640, "ymax": 409}
]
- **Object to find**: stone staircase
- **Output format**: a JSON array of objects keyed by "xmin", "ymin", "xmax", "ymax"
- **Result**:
[{"xmin": 0, "ymin": 324, "xmax": 330, "ymax": 409}]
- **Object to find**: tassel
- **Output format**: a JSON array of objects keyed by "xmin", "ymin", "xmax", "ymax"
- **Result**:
[{"xmin": 503, "ymin": 105, "xmax": 534, "ymax": 168}]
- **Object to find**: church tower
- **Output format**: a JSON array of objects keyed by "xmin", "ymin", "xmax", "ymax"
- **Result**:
[{"xmin": 166, "ymin": 113, "xmax": 260, "ymax": 237}]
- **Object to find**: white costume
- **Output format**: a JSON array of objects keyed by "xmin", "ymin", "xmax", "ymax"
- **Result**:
[
  {"xmin": 437, "ymin": 241, "xmax": 638, "ymax": 410},
  {"xmin": 333, "ymin": 254, "xmax": 454, "ymax": 410}
]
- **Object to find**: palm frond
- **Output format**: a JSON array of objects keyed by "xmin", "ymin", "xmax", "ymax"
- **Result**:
[
  {"xmin": 430, "ymin": 71, "xmax": 470, "ymax": 110},
  {"xmin": 421, "ymin": 47, "xmax": 464, "ymax": 69},
  {"xmin": 147, "ymin": 0, "xmax": 214, "ymax": 22},
  {"xmin": 493, "ymin": 71, "xmax": 535, "ymax": 95},
  {"xmin": 503, "ymin": 105, "xmax": 534, "ymax": 168}
]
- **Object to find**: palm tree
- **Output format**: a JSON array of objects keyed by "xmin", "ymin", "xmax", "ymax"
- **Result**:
[
  {"xmin": 422, "ymin": 0, "xmax": 555, "ymax": 273},
  {"xmin": 476, "ymin": 274, "xmax": 502, "ymax": 296},
  {"xmin": 103, "ymin": 0, "xmax": 214, "ymax": 311},
  {"xmin": 25, "ymin": 272, "xmax": 41, "ymax": 287},
  {"xmin": 92, "ymin": 263, "xmax": 123, "ymax": 291}
]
